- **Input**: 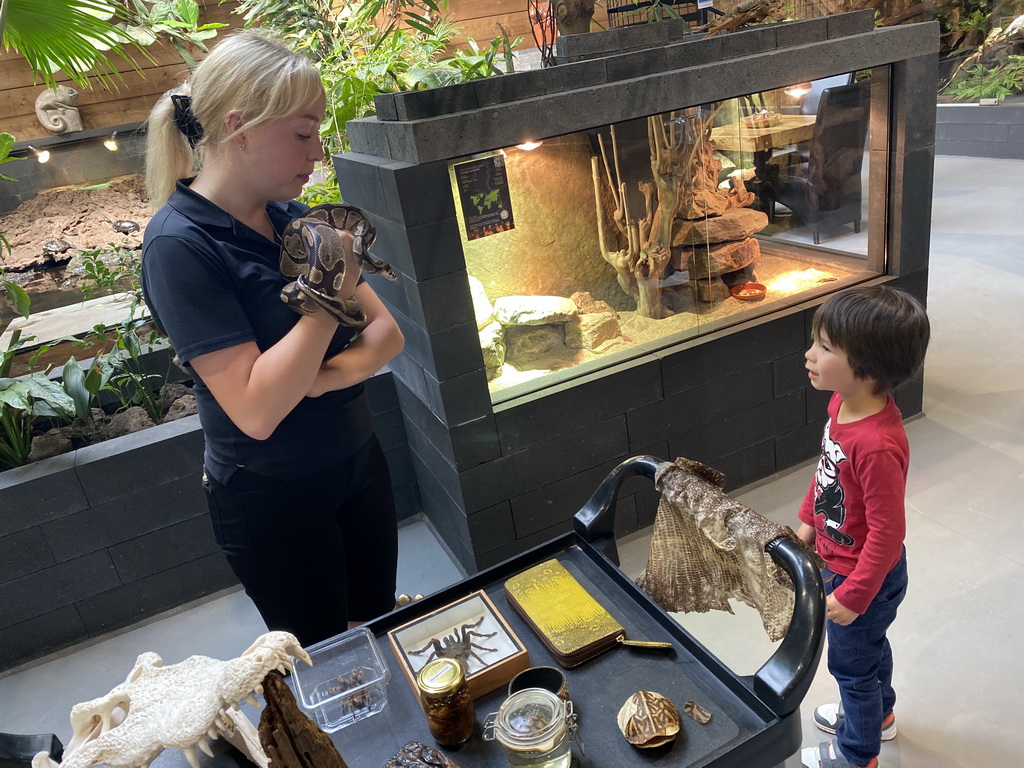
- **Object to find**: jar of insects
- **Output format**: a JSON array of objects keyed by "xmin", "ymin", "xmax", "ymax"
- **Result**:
[
  {"xmin": 416, "ymin": 657, "xmax": 475, "ymax": 746},
  {"xmin": 483, "ymin": 687, "xmax": 577, "ymax": 768}
]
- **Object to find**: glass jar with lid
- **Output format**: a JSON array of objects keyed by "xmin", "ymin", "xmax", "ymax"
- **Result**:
[
  {"xmin": 416, "ymin": 658, "xmax": 475, "ymax": 746},
  {"xmin": 483, "ymin": 687, "xmax": 577, "ymax": 768}
]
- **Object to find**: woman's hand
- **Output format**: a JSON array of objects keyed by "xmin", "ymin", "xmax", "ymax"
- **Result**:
[{"xmin": 307, "ymin": 282, "xmax": 404, "ymax": 397}]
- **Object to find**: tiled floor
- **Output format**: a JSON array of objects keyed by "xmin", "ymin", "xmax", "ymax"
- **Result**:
[{"xmin": 1, "ymin": 154, "xmax": 1022, "ymax": 768}]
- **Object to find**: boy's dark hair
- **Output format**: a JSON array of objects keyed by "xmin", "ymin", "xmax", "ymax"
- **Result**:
[{"xmin": 812, "ymin": 285, "xmax": 930, "ymax": 395}]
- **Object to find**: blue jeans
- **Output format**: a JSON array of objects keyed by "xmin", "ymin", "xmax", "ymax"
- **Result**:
[{"xmin": 824, "ymin": 548, "xmax": 907, "ymax": 767}]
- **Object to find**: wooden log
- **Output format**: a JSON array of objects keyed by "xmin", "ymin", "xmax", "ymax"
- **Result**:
[{"xmin": 258, "ymin": 670, "xmax": 350, "ymax": 768}]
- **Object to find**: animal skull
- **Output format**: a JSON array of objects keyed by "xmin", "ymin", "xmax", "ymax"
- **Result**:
[{"xmin": 32, "ymin": 632, "xmax": 311, "ymax": 768}]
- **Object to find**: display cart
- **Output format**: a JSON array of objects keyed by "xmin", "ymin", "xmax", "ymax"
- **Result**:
[
  {"xmin": 327, "ymin": 454, "xmax": 826, "ymax": 768},
  {"xmin": 129, "ymin": 454, "xmax": 825, "ymax": 768}
]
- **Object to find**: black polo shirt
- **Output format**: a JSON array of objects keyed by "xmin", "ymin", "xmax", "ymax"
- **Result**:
[{"xmin": 141, "ymin": 180, "xmax": 372, "ymax": 483}]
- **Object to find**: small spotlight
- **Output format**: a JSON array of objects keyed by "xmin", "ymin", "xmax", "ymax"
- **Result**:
[
  {"xmin": 516, "ymin": 140, "xmax": 543, "ymax": 151},
  {"xmin": 27, "ymin": 145, "xmax": 50, "ymax": 163},
  {"xmin": 785, "ymin": 82, "xmax": 813, "ymax": 98},
  {"xmin": 103, "ymin": 131, "xmax": 119, "ymax": 151}
]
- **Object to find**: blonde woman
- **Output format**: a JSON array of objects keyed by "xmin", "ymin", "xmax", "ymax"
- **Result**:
[{"xmin": 142, "ymin": 31, "xmax": 404, "ymax": 647}]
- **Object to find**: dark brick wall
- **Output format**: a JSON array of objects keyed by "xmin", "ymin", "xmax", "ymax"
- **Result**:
[
  {"xmin": 336, "ymin": 15, "xmax": 938, "ymax": 574},
  {"xmin": 0, "ymin": 371, "xmax": 417, "ymax": 671},
  {"xmin": 936, "ymin": 104, "xmax": 1024, "ymax": 159}
]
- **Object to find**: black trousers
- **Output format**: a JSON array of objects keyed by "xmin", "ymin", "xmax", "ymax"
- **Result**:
[{"xmin": 204, "ymin": 435, "xmax": 398, "ymax": 648}]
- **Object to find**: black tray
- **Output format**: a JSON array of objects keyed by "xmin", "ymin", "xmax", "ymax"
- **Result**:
[{"xmin": 334, "ymin": 455, "xmax": 825, "ymax": 768}]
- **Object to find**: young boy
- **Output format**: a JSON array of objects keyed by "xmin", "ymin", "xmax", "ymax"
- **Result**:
[{"xmin": 797, "ymin": 285, "xmax": 930, "ymax": 768}]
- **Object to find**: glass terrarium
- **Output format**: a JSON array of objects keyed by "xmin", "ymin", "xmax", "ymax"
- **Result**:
[{"xmin": 450, "ymin": 68, "xmax": 888, "ymax": 399}]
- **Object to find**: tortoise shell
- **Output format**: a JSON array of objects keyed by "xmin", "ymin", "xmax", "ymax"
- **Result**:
[
  {"xmin": 616, "ymin": 690, "xmax": 681, "ymax": 748},
  {"xmin": 111, "ymin": 219, "xmax": 140, "ymax": 234}
]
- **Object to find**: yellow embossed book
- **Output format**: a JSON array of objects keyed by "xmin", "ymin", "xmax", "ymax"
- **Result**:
[{"xmin": 504, "ymin": 559, "xmax": 624, "ymax": 668}]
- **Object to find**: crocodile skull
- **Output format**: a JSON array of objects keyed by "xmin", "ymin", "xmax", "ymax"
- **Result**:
[{"xmin": 33, "ymin": 631, "xmax": 311, "ymax": 768}]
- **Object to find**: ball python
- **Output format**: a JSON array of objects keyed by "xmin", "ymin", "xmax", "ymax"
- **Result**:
[{"xmin": 279, "ymin": 203, "xmax": 397, "ymax": 326}]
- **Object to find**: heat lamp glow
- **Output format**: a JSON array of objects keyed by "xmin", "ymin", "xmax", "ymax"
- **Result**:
[{"xmin": 766, "ymin": 268, "xmax": 837, "ymax": 294}]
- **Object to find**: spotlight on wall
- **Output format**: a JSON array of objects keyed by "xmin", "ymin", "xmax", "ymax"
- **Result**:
[
  {"xmin": 784, "ymin": 82, "xmax": 813, "ymax": 98},
  {"xmin": 103, "ymin": 131, "xmax": 119, "ymax": 152},
  {"xmin": 516, "ymin": 140, "xmax": 543, "ymax": 151},
  {"xmin": 27, "ymin": 145, "xmax": 51, "ymax": 164}
]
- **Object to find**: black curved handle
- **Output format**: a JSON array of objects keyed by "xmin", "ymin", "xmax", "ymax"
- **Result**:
[
  {"xmin": 754, "ymin": 536, "xmax": 826, "ymax": 716},
  {"xmin": 573, "ymin": 454, "xmax": 662, "ymax": 566}
]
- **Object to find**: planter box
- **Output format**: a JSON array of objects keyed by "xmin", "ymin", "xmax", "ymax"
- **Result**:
[
  {"xmin": 0, "ymin": 369, "xmax": 420, "ymax": 672},
  {"xmin": 936, "ymin": 103, "xmax": 1024, "ymax": 159}
]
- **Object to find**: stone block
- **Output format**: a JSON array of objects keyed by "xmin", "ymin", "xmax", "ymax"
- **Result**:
[
  {"xmin": 0, "ymin": 550, "xmax": 119, "ymax": 628},
  {"xmin": 0, "ymin": 526, "xmax": 55, "ymax": 583},
  {"xmin": 775, "ymin": 418, "xmax": 827, "ymax": 471},
  {"xmin": 0, "ymin": 605, "xmax": 86, "ymax": 671},
  {"xmin": 393, "ymin": 81, "xmax": 479, "ymax": 120},
  {"xmin": 450, "ymin": 414, "xmax": 502, "ymax": 471},
  {"xmin": 332, "ymin": 152, "xmax": 389, "ymax": 214},
  {"xmin": 630, "ymin": 364, "xmax": 773, "ymax": 448},
  {"xmin": 468, "ymin": 501, "xmax": 516, "ymax": 555},
  {"xmin": 827, "ymin": 10, "xmax": 875, "ymax": 38},
  {"xmin": 430, "ymin": 322, "xmax": 489, "ymax": 382},
  {"xmin": 494, "ymin": 356, "xmax": 661, "ymax": 454},
  {"xmin": 774, "ymin": 350, "xmax": 810, "ymax": 396},
  {"xmin": 514, "ymin": 416, "xmax": 630, "ymax": 494},
  {"xmin": 459, "ymin": 451, "xmax": 523, "ymax": 513},
  {"xmin": 659, "ymin": 310, "xmax": 804, "ymax": 397},
  {"xmin": 392, "ymin": 480, "xmax": 422, "ymax": 521},
  {"xmin": 510, "ymin": 455, "xmax": 625, "ymax": 539},
  {"xmin": 73, "ymin": 416, "xmax": 203, "ymax": 508},
  {"xmin": 717, "ymin": 26, "xmax": 777, "ymax": 59},
  {"xmin": 385, "ymin": 443, "xmax": 416, "ymax": 488},
  {"xmin": 373, "ymin": 93, "xmax": 399, "ymax": 121},
  {"xmin": 773, "ymin": 389, "xmax": 807, "ymax": 435},
  {"xmin": 109, "ymin": 515, "xmax": 219, "ymax": 584},
  {"xmin": 43, "ymin": 474, "xmax": 206, "ymax": 560},
  {"xmin": 371, "ymin": 216, "xmax": 466, "ymax": 283},
  {"xmin": 0, "ymin": 453, "xmax": 87, "ymax": 535},
  {"xmin": 414, "ymin": 270, "xmax": 477, "ymax": 333},
  {"xmin": 946, "ymin": 123, "xmax": 1008, "ymax": 143},
  {"xmin": 894, "ymin": 377, "xmax": 924, "ymax": 418},
  {"xmin": 366, "ymin": 370, "xmax": 400, "ymax": 415},
  {"xmin": 76, "ymin": 553, "xmax": 237, "ymax": 635},
  {"xmin": 805, "ymin": 385, "xmax": 832, "ymax": 423},
  {"xmin": 894, "ymin": 147, "xmax": 935, "ymax": 275},
  {"xmin": 396, "ymin": 378, "xmax": 457, "ymax": 465},
  {"xmin": 774, "ymin": 17, "xmax": 829, "ymax": 49},
  {"xmin": 346, "ymin": 117, "xmax": 393, "ymax": 159},
  {"xmin": 378, "ymin": 159, "xmax": 455, "ymax": 227},
  {"xmin": 668, "ymin": 401, "xmax": 775, "ymax": 466},
  {"xmin": 430, "ymin": 368, "xmax": 493, "ymax": 428},
  {"xmin": 715, "ymin": 439, "xmax": 776, "ymax": 492},
  {"xmin": 605, "ymin": 47, "xmax": 668, "ymax": 82},
  {"xmin": 374, "ymin": 408, "xmax": 408, "ymax": 453}
]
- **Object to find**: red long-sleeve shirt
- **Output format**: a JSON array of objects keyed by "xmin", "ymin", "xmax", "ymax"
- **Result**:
[{"xmin": 798, "ymin": 393, "xmax": 909, "ymax": 615}]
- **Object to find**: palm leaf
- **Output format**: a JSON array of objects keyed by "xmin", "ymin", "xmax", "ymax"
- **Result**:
[{"xmin": 1, "ymin": 0, "xmax": 144, "ymax": 89}]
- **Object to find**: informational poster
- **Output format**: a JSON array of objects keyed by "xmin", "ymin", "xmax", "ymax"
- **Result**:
[{"xmin": 452, "ymin": 154, "xmax": 515, "ymax": 240}]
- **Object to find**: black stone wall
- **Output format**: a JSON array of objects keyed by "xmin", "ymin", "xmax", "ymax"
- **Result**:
[{"xmin": 336, "ymin": 13, "xmax": 939, "ymax": 573}]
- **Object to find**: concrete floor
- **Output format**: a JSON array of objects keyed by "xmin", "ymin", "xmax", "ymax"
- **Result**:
[{"xmin": 1, "ymin": 154, "xmax": 1021, "ymax": 767}]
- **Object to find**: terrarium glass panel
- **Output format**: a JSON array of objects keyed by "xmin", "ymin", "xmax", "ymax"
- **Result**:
[{"xmin": 452, "ymin": 68, "xmax": 889, "ymax": 399}]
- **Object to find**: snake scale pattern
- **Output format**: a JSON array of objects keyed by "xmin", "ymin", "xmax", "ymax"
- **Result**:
[{"xmin": 279, "ymin": 203, "xmax": 397, "ymax": 326}]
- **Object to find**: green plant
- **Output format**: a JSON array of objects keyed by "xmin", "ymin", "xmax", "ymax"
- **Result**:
[
  {"xmin": 77, "ymin": 243, "xmax": 145, "ymax": 318},
  {"xmin": 120, "ymin": 0, "xmax": 227, "ymax": 68},
  {"xmin": 944, "ymin": 55, "xmax": 1024, "ymax": 100},
  {"xmin": 232, "ymin": 0, "xmax": 520, "ymax": 204},
  {"xmin": 101, "ymin": 321, "xmax": 167, "ymax": 424},
  {"xmin": 0, "ymin": 372, "xmax": 74, "ymax": 469},
  {"xmin": 1, "ymin": 132, "xmax": 31, "ymax": 321},
  {"xmin": 0, "ymin": 0, "xmax": 142, "ymax": 89},
  {"xmin": 61, "ymin": 354, "xmax": 114, "ymax": 426}
]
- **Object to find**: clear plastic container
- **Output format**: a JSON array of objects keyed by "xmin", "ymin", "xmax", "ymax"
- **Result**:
[{"xmin": 292, "ymin": 626, "xmax": 390, "ymax": 733}]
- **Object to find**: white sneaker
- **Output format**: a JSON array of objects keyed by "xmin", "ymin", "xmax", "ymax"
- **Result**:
[{"xmin": 813, "ymin": 702, "xmax": 897, "ymax": 741}]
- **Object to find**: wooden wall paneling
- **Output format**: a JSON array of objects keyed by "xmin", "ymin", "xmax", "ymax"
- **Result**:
[{"xmin": 1, "ymin": 0, "xmax": 240, "ymax": 142}]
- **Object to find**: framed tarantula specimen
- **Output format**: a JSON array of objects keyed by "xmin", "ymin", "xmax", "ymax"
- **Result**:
[{"xmin": 387, "ymin": 590, "xmax": 530, "ymax": 699}]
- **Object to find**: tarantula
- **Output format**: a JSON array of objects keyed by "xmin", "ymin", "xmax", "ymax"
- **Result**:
[{"xmin": 409, "ymin": 616, "xmax": 498, "ymax": 668}]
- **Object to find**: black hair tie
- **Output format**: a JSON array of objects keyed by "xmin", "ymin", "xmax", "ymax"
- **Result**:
[{"xmin": 171, "ymin": 93, "xmax": 204, "ymax": 149}]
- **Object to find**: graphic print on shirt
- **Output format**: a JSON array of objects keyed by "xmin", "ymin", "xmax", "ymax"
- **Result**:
[{"xmin": 813, "ymin": 421, "xmax": 855, "ymax": 546}]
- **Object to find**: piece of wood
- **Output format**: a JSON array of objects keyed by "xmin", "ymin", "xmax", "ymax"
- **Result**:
[{"xmin": 258, "ymin": 671, "xmax": 350, "ymax": 768}]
